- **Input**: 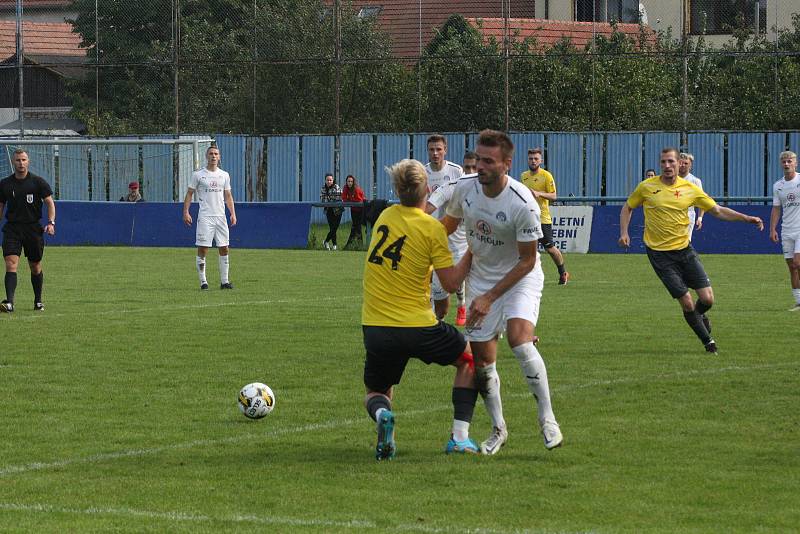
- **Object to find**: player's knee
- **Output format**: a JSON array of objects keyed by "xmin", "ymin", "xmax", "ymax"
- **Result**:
[{"xmin": 456, "ymin": 351, "xmax": 474, "ymax": 372}]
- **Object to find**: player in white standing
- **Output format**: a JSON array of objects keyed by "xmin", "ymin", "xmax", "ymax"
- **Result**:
[
  {"xmin": 678, "ymin": 153, "xmax": 705, "ymax": 241},
  {"xmin": 424, "ymin": 135, "xmax": 467, "ymax": 326},
  {"xmin": 769, "ymin": 150, "xmax": 800, "ymax": 311},
  {"xmin": 443, "ymin": 129, "xmax": 563, "ymax": 455},
  {"xmin": 182, "ymin": 145, "xmax": 237, "ymax": 290}
]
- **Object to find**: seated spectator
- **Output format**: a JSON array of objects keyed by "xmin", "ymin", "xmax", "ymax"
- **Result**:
[{"xmin": 120, "ymin": 181, "xmax": 144, "ymax": 202}]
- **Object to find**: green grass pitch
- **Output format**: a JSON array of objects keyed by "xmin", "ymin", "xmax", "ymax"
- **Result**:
[{"xmin": 0, "ymin": 247, "xmax": 798, "ymax": 532}]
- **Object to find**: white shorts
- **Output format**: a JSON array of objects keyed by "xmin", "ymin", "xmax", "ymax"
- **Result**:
[
  {"xmin": 781, "ymin": 231, "xmax": 800, "ymax": 259},
  {"xmin": 464, "ymin": 268, "xmax": 544, "ymax": 342},
  {"xmin": 196, "ymin": 216, "xmax": 230, "ymax": 248},
  {"xmin": 431, "ymin": 248, "xmax": 466, "ymax": 301}
]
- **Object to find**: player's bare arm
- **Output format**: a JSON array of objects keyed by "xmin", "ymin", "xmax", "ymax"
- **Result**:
[
  {"xmin": 440, "ymin": 214, "xmax": 461, "ymax": 236},
  {"xmin": 534, "ymin": 190, "xmax": 557, "ymax": 201},
  {"xmin": 44, "ymin": 196, "xmax": 56, "ymax": 236},
  {"xmin": 770, "ymin": 206, "xmax": 782, "ymax": 243},
  {"xmin": 435, "ymin": 250, "xmax": 472, "ymax": 294},
  {"xmin": 618, "ymin": 204, "xmax": 634, "ymax": 247},
  {"xmin": 467, "ymin": 240, "xmax": 537, "ymax": 328},
  {"xmin": 182, "ymin": 188, "xmax": 195, "ymax": 226},
  {"xmin": 707, "ymin": 205, "xmax": 764, "ymax": 231},
  {"xmin": 224, "ymin": 190, "xmax": 237, "ymax": 226}
]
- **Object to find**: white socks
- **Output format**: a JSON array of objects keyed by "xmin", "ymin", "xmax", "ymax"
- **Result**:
[
  {"xmin": 457, "ymin": 282, "xmax": 465, "ymax": 306},
  {"xmin": 196, "ymin": 256, "xmax": 207, "ymax": 284},
  {"xmin": 793, "ymin": 288, "xmax": 800, "ymax": 304},
  {"xmin": 219, "ymin": 255, "xmax": 230, "ymax": 284},
  {"xmin": 511, "ymin": 342, "xmax": 556, "ymax": 424},
  {"xmin": 476, "ymin": 363, "xmax": 506, "ymax": 430},
  {"xmin": 452, "ymin": 420, "xmax": 470, "ymax": 442}
]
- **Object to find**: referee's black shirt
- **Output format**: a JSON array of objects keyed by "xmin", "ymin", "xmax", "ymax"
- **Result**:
[{"xmin": 0, "ymin": 173, "xmax": 53, "ymax": 224}]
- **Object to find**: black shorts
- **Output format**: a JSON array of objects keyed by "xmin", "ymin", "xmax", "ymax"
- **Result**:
[
  {"xmin": 363, "ymin": 322, "xmax": 467, "ymax": 393},
  {"xmin": 540, "ymin": 223, "xmax": 556, "ymax": 249},
  {"xmin": 2, "ymin": 223, "xmax": 45, "ymax": 262},
  {"xmin": 646, "ymin": 246, "xmax": 710, "ymax": 299}
]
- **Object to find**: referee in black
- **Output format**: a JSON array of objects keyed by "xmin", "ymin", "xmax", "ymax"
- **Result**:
[{"xmin": 0, "ymin": 148, "xmax": 56, "ymax": 313}]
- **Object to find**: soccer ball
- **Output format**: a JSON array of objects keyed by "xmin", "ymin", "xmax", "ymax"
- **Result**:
[{"xmin": 238, "ymin": 382, "xmax": 275, "ymax": 419}]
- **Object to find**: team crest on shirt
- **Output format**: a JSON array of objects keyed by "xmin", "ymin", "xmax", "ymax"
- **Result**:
[
  {"xmin": 789, "ymin": 193, "xmax": 796, "ymax": 203},
  {"xmin": 495, "ymin": 211, "xmax": 507, "ymax": 222},
  {"xmin": 26, "ymin": 194, "xmax": 33, "ymax": 203},
  {"xmin": 472, "ymin": 219, "xmax": 504, "ymax": 246},
  {"xmin": 210, "ymin": 180, "xmax": 218, "ymax": 188}
]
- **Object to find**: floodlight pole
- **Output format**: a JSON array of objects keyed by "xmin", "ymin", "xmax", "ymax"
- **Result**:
[{"xmin": 15, "ymin": 0, "xmax": 24, "ymax": 138}]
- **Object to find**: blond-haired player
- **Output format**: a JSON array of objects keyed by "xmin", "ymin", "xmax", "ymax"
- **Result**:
[
  {"xmin": 362, "ymin": 159, "xmax": 478, "ymax": 459},
  {"xmin": 769, "ymin": 150, "xmax": 800, "ymax": 311}
]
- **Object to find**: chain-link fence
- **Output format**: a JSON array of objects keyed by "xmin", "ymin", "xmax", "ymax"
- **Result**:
[{"xmin": 1, "ymin": 0, "xmax": 798, "ymax": 136}]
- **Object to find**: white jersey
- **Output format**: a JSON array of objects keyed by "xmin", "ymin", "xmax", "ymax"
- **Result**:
[
  {"xmin": 189, "ymin": 167, "xmax": 231, "ymax": 218},
  {"xmin": 425, "ymin": 160, "xmax": 466, "ymax": 255},
  {"xmin": 684, "ymin": 173, "xmax": 704, "ymax": 223},
  {"xmin": 447, "ymin": 175, "xmax": 543, "ymax": 284},
  {"xmin": 773, "ymin": 173, "xmax": 800, "ymax": 234},
  {"xmin": 428, "ymin": 176, "xmax": 468, "ymax": 257}
]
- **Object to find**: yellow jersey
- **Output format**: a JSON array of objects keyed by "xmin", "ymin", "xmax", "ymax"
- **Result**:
[
  {"xmin": 626, "ymin": 176, "xmax": 717, "ymax": 251},
  {"xmin": 362, "ymin": 204, "xmax": 453, "ymax": 327},
  {"xmin": 520, "ymin": 168, "xmax": 556, "ymax": 224}
]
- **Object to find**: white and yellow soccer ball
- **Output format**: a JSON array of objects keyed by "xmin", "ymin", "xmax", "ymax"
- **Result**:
[{"xmin": 238, "ymin": 382, "xmax": 275, "ymax": 419}]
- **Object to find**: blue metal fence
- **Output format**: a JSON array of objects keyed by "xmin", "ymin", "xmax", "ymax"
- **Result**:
[{"xmin": 3, "ymin": 132, "xmax": 798, "ymax": 209}]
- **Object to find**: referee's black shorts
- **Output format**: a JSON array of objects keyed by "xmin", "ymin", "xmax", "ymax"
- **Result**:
[
  {"xmin": 646, "ymin": 245, "xmax": 710, "ymax": 299},
  {"xmin": 2, "ymin": 222, "xmax": 45, "ymax": 262},
  {"xmin": 363, "ymin": 322, "xmax": 467, "ymax": 393}
]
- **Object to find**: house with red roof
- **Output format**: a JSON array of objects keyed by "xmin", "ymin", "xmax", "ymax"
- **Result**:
[{"xmin": 0, "ymin": 0, "xmax": 86, "ymax": 134}]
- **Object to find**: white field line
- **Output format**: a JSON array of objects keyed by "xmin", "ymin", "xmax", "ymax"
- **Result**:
[
  {"xmin": 0, "ymin": 502, "xmax": 375, "ymax": 530},
  {"xmin": 1, "ymin": 361, "xmax": 795, "ymax": 479},
  {"xmin": 6, "ymin": 295, "xmax": 361, "ymax": 321},
  {"xmin": 0, "ymin": 502, "xmax": 582, "ymax": 534}
]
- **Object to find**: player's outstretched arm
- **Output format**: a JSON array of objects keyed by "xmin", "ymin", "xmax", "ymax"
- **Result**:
[
  {"xmin": 435, "ymin": 250, "xmax": 472, "ymax": 293},
  {"xmin": 708, "ymin": 205, "xmax": 764, "ymax": 231},
  {"xmin": 618, "ymin": 204, "xmax": 634, "ymax": 247},
  {"xmin": 440, "ymin": 214, "xmax": 461, "ymax": 236},
  {"xmin": 182, "ymin": 188, "xmax": 195, "ymax": 226}
]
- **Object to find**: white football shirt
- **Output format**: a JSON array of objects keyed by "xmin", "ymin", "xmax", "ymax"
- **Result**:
[
  {"xmin": 189, "ymin": 167, "xmax": 231, "ymax": 218},
  {"xmin": 684, "ymin": 173, "xmax": 704, "ymax": 223},
  {"xmin": 773, "ymin": 173, "xmax": 800, "ymax": 234},
  {"xmin": 424, "ymin": 161, "xmax": 463, "ymax": 218},
  {"xmin": 447, "ymin": 175, "xmax": 543, "ymax": 284},
  {"xmin": 428, "ymin": 173, "xmax": 469, "ymax": 257}
]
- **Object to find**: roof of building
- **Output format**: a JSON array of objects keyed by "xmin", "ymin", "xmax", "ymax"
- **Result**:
[
  {"xmin": 0, "ymin": 20, "xmax": 84, "ymax": 61},
  {"xmin": 466, "ymin": 17, "xmax": 655, "ymax": 50},
  {"xmin": 324, "ymin": 1, "xmax": 653, "ymax": 58}
]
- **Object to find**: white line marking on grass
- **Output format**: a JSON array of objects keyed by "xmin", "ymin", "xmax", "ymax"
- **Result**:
[
  {"xmin": 10, "ymin": 295, "xmax": 361, "ymax": 321},
  {"xmin": 1, "ymin": 361, "xmax": 796, "ymax": 479},
  {"xmin": 0, "ymin": 502, "xmax": 375, "ymax": 529},
  {"xmin": 0, "ymin": 502, "xmax": 586, "ymax": 533}
]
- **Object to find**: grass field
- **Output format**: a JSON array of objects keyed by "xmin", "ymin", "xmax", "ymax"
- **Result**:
[{"xmin": 0, "ymin": 246, "xmax": 798, "ymax": 533}]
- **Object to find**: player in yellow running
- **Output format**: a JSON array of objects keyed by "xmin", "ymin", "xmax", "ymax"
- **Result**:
[
  {"xmin": 619, "ymin": 147, "xmax": 764, "ymax": 354},
  {"xmin": 362, "ymin": 159, "xmax": 478, "ymax": 460},
  {"xmin": 520, "ymin": 148, "xmax": 569, "ymax": 285}
]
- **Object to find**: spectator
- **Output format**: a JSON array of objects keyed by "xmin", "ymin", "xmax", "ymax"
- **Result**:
[
  {"xmin": 320, "ymin": 173, "xmax": 342, "ymax": 251},
  {"xmin": 342, "ymin": 174, "xmax": 367, "ymax": 249},
  {"xmin": 120, "ymin": 181, "xmax": 144, "ymax": 202}
]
